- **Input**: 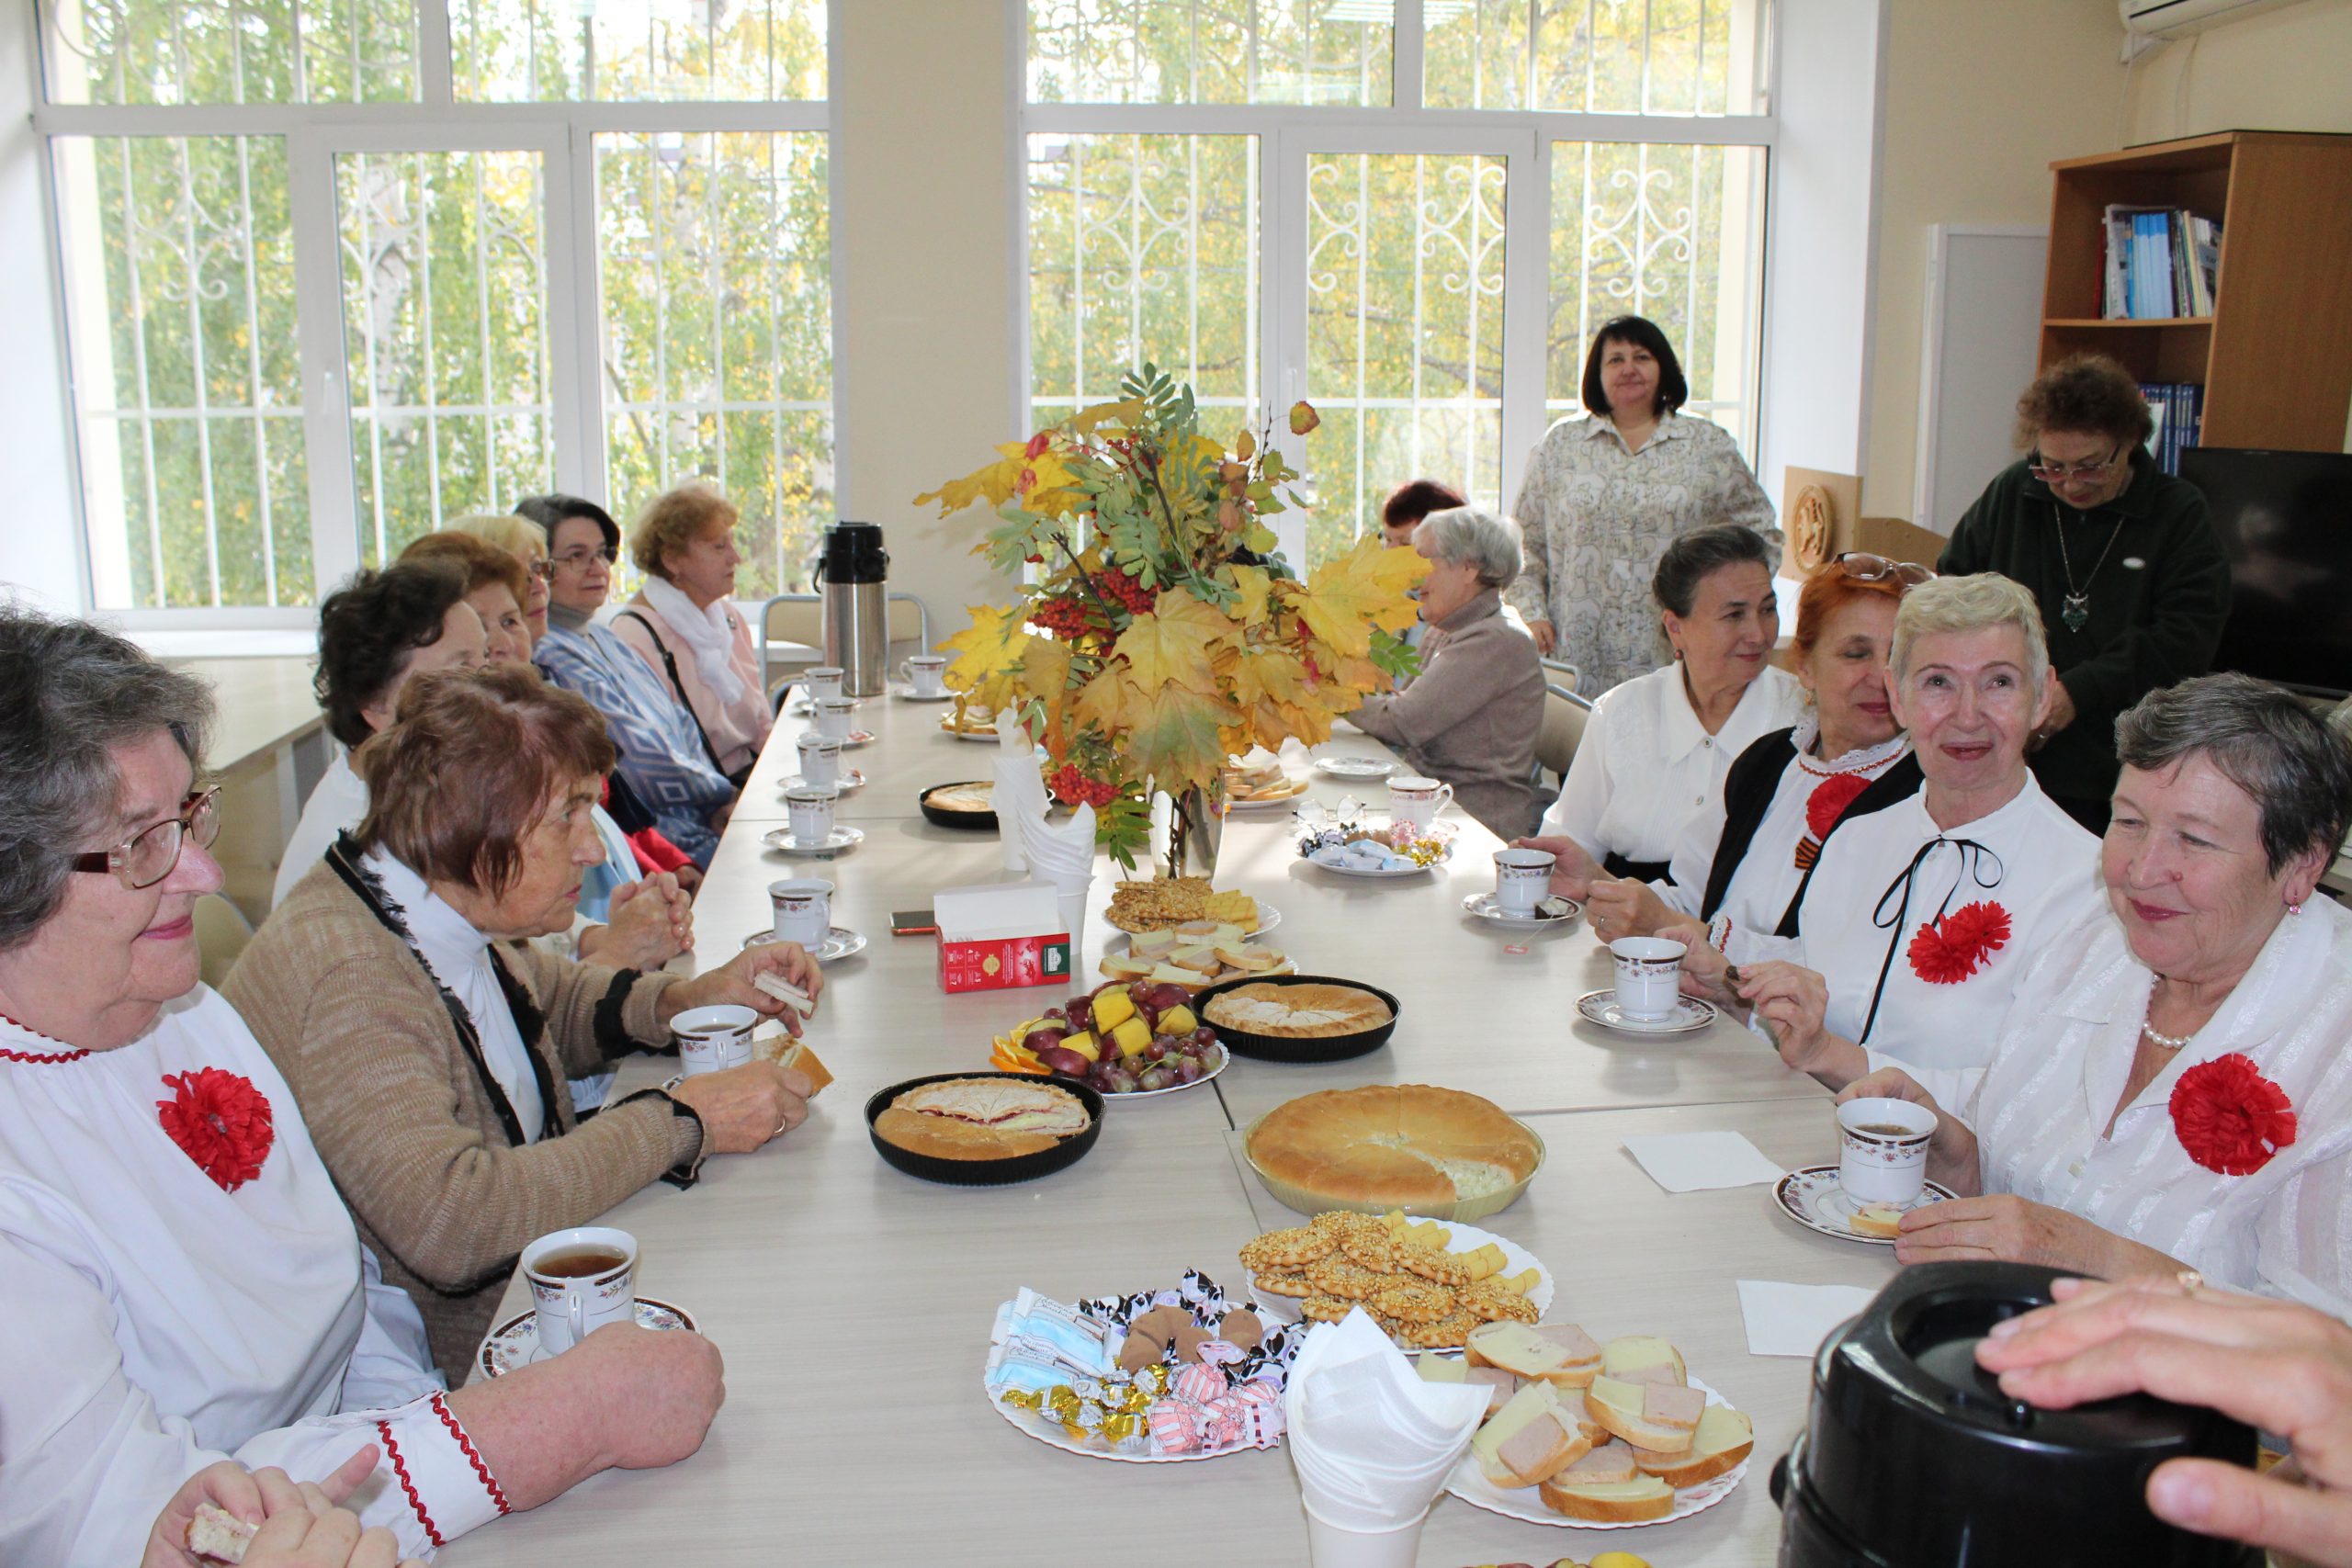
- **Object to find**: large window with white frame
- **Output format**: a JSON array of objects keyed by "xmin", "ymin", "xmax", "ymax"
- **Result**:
[
  {"xmin": 1022, "ymin": 0, "xmax": 1772, "ymax": 569},
  {"xmin": 35, "ymin": 0, "xmax": 833, "ymax": 617}
]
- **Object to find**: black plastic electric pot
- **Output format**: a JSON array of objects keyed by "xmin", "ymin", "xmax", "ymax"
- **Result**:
[{"xmin": 1771, "ymin": 1261, "xmax": 2260, "ymax": 1567}]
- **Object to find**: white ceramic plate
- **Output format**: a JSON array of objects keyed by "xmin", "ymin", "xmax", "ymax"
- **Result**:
[
  {"xmin": 761, "ymin": 826, "xmax": 866, "ymax": 856},
  {"xmin": 1312, "ymin": 755, "xmax": 1397, "ymax": 781},
  {"xmin": 981, "ymin": 1326, "xmax": 1272, "ymax": 1462},
  {"xmin": 1303, "ymin": 847, "xmax": 1451, "ymax": 878},
  {"xmin": 1774, "ymin": 1165, "xmax": 1957, "ymax": 1246},
  {"xmin": 894, "ymin": 687, "xmax": 956, "ymax": 702},
  {"xmin": 479, "ymin": 1298, "xmax": 696, "ymax": 1379},
  {"xmin": 1243, "ymin": 1221, "xmax": 1554, "ymax": 1354},
  {"xmin": 991, "ymin": 1029, "xmax": 1231, "ymax": 1100},
  {"xmin": 777, "ymin": 769, "xmax": 865, "ymax": 793},
  {"xmin": 741, "ymin": 924, "xmax": 868, "ymax": 964},
  {"xmin": 1461, "ymin": 892, "xmax": 1583, "ymax": 930},
  {"xmin": 1103, "ymin": 902, "xmax": 1281, "ymax": 941},
  {"xmin": 1222, "ymin": 780, "xmax": 1311, "ymax": 811},
  {"xmin": 1095, "ymin": 936, "xmax": 1297, "ymax": 988},
  {"xmin": 1574, "ymin": 990, "xmax": 1716, "ymax": 1035},
  {"xmin": 1442, "ymin": 1372, "xmax": 1747, "ymax": 1530},
  {"xmin": 952, "ymin": 728, "xmax": 1000, "ymax": 743},
  {"xmin": 829, "ymin": 728, "xmax": 876, "ymax": 749}
]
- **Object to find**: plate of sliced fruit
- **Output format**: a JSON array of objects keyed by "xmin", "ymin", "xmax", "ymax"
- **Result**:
[{"xmin": 989, "ymin": 979, "xmax": 1230, "ymax": 1099}]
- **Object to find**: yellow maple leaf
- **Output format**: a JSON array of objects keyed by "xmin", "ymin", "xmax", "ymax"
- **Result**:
[
  {"xmin": 1217, "ymin": 644, "xmax": 1309, "ymax": 711},
  {"xmin": 1020, "ymin": 637, "xmax": 1077, "ymax": 758},
  {"xmin": 1070, "ymin": 397, "xmax": 1144, "ymax": 433},
  {"xmin": 1228, "ymin": 564, "xmax": 1273, "ymax": 627},
  {"xmin": 1113, "ymin": 587, "xmax": 1233, "ymax": 693},
  {"xmin": 1292, "ymin": 536, "xmax": 1428, "ymax": 657},
  {"xmin": 938, "ymin": 603, "xmax": 1035, "ymax": 707},
  {"xmin": 914, "ymin": 446, "xmax": 1029, "ymax": 515},
  {"xmin": 1121, "ymin": 682, "xmax": 1238, "ymax": 790}
]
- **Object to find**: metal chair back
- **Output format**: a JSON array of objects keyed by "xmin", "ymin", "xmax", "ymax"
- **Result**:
[{"xmin": 1533, "ymin": 682, "xmax": 1594, "ymax": 784}]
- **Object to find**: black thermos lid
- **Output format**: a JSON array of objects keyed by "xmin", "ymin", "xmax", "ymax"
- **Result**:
[
  {"xmin": 816, "ymin": 520, "xmax": 888, "ymax": 584},
  {"xmin": 1780, "ymin": 1261, "xmax": 2259, "ymax": 1567}
]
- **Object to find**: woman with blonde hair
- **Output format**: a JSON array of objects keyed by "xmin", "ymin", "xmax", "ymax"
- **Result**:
[
  {"xmin": 612, "ymin": 483, "xmax": 772, "ymax": 781},
  {"xmin": 446, "ymin": 513, "xmax": 554, "ymax": 645}
]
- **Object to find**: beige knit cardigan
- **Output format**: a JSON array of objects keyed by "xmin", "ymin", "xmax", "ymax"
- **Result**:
[{"xmin": 223, "ymin": 855, "xmax": 700, "ymax": 1382}]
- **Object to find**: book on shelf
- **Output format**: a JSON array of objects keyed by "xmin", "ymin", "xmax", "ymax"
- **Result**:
[
  {"xmin": 2101, "ymin": 205, "xmax": 2221, "ymax": 321},
  {"xmin": 2138, "ymin": 381, "xmax": 2204, "ymax": 476}
]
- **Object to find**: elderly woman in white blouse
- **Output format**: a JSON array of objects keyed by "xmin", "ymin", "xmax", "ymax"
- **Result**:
[
  {"xmin": 1518, "ymin": 524, "xmax": 1803, "ymax": 887},
  {"xmin": 1668, "ymin": 573, "xmax": 2107, "ymax": 1097},
  {"xmin": 1838, "ymin": 674, "xmax": 2352, "ymax": 1314},
  {"xmin": 0, "ymin": 608, "xmax": 723, "ymax": 1567}
]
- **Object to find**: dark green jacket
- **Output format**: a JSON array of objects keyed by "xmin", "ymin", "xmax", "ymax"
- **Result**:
[{"xmin": 1939, "ymin": 449, "xmax": 2231, "ymax": 806}]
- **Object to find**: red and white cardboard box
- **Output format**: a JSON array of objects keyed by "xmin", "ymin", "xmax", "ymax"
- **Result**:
[{"xmin": 935, "ymin": 881, "xmax": 1073, "ymax": 993}]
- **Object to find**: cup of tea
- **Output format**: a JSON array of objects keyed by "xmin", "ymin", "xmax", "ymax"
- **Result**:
[
  {"xmin": 1837, "ymin": 1097, "xmax": 1936, "ymax": 1203},
  {"xmin": 794, "ymin": 731, "xmax": 842, "ymax": 787},
  {"xmin": 901, "ymin": 654, "xmax": 949, "ymax": 697},
  {"xmin": 801, "ymin": 666, "xmax": 845, "ymax": 704},
  {"xmin": 768, "ymin": 876, "xmax": 833, "ymax": 946},
  {"xmin": 521, "ymin": 1226, "xmax": 638, "ymax": 1353},
  {"xmin": 1492, "ymin": 847, "xmax": 1555, "ymax": 914},
  {"xmin": 671, "ymin": 1002, "xmax": 757, "ymax": 1076},
  {"xmin": 1386, "ymin": 774, "xmax": 1453, "ymax": 829},
  {"xmin": 786, "ymin": 784, "xmax": 839, "ymax": 845},
  {"xmin": 816, "ymin": 696, "xmax": 859, "ymax": 741},
  {"xmin": 1609, "ymin": 936, "xmax": 1687, "ymax": 1021}
]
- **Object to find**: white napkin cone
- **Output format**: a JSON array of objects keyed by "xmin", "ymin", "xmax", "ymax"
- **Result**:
[
  {"xmin": 1283, "ymin": 1310, "xmax": 1487, "ymax": 1531},
  {"xmin": 991, "ymin": 705, "xmax": 1046, "ymax": 873}
]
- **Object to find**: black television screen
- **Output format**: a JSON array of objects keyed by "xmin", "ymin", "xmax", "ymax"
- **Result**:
[{"xmin": 2179, "ymin": 446, "xmax": 2352, "ymax": 700}]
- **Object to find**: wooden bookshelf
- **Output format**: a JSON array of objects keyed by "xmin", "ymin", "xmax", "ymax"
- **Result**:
[{"xmin": 2041, "ymin": 130, "xmax": 2352, "ymax": 452}]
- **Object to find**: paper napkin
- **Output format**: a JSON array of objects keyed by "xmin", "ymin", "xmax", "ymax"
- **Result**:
[
  {"xmin": 1283, "ymin": 1310, "xmax": 1487, "ymax": 1532},
  {"xmin": 1736, "ymin": 1280, "xmax": 1878, "ymax": 1358},
  {"xmin": 1621, "ymin": 1130, "xmax": 1786, "ymax": 1192}
]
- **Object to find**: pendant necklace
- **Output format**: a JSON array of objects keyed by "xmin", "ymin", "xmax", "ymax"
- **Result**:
[{"xmin": 2053, "ymin": 502, "xmax": 2127, "ymax": 635}]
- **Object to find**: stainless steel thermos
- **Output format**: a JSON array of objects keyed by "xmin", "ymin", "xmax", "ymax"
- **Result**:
[{"xmin": 816, "ymin": 520, "xmax": 889, "ymax": 697}]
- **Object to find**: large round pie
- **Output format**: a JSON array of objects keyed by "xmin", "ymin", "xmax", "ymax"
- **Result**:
[
  {"xmin": 1204, "ymin": 981, "xmax": 1389, "ymax": 1038},
  {"xmin": 1248, "ymin": 1085, "xmax": 1542, "ymax": 1208}
]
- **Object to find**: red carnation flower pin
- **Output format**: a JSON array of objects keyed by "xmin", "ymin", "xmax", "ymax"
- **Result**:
[
  {"xmin": 1795, "ymin": 774, "xmax": 1873, "ymax": 869},
  {"xmin": 1905, "ymin": 900, "xmax": 2012, "ymax": 985},
  {"xmin": 2171, "ymin": 1054, "xmax": 2297, "ymax": 1176},
  {"xmin": 157, "ymin": 1067, "xmax": 275, "ymax": 1191}
]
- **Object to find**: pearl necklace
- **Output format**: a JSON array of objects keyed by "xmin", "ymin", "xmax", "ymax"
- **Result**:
[{"xmin": 2143, "ymin": 1019, "xmax": 2195, "ymax": 1050}]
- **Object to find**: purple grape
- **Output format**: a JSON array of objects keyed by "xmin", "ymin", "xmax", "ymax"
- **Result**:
[
  {"xmin": 1192, "ymin": 1027, "xmax": 1216, "ymax": 1046},
  {"xmin": 1136, "ymin": 1067, "xmax": 1172, "ymax": 1092},
  {"xmin": 1173, "ymin": 1058, "xmax": 1204, "ymax": 1084},
  {"xmin": 1102, "ymin": 1066, "xmax": 1138, "ymax": 1094}
]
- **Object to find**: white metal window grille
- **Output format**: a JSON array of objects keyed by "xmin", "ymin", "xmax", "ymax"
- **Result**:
[
  {"xmin": 34, "ymin": 0, "xmax": 834, "ymax": 622},
  {"xmin": 1023, "ymin": 0, "xmax": 1774, "ymax": 571}
]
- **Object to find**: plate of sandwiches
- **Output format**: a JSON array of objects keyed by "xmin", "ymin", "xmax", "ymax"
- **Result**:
[
  {"xmin": 919, "ymin": 780, "xmax": 999, "ymax": 830},
  {"xmin": 865, "ymin": 1071, "xmax": 1102, "ymax": 1186},
  {"xmin": 1098, "ymin": 925, "xmax": 1295, "ymax": 988},
  {"xmin": 941, "ymin": 708, "xmax": 1000, "ymax": 741},
  {"xmin": 1220, "ymin": 760, "xmax": 1311, "ymax": 810},
  {"xmin": 1238, "ymin": 1210, "xmax": 1553, "ymax": 1353},
  {"xmin": 1442, "ymin": 1325, "xmax": 1752, "ymax": 1529},
  {"xmin": 1193, "ymin": 975, "xmax": 1397, "ymax": 1065}
]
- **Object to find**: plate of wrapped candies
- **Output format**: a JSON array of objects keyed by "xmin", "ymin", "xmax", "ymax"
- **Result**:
[
  {"xmin": 987, "ymin": 980, "xmax": 1229, "ymax": 1098},
  {"xmin": 1296, "ymin": 801, "xmax": 1455, "ymax": 878},
  {"xmin": 983, "ymin": 1271, "xmax": 1306, "ymax": 1462}
]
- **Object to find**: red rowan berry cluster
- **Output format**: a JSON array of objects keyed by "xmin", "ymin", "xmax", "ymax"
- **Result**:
[{"xmin": 1049, "ymin": 763, "xmax": 1123, "ymax": 807}]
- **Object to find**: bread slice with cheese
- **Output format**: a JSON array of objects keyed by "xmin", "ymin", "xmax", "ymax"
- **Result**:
[
  {"xmin": 1631, "ymin": 1404, "xmax": 1754, "ymax": 1486},
  {"xmin": 1537, "ymin": 1471, "xmax": 1676, "ymax": 1524},
  {"xmin": 1552, "ymin": 1439, "xmax": 1637, "ymax": 1486},
  {"xmin": 1464, "ymin": 1321, "xmax": 1601, "ymax": 1387},
  {"xmin": 1850, "ymin": 1202, "xmax": 1905, "ymax": 1239},
  {"xmin": 1469, "ymin": 1382, "xmax": 1594, "ymax": 1489},
  {"xmin": 1584, "ymin": 1375, "xmax": 1706, "ymax": 1453},
  {"xmin": 1600, "ymin": 1334, "xmax": 1686, "ymax": 1386}
]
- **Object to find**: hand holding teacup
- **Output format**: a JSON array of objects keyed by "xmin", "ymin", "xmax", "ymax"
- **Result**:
[
  {"xmin": 1510, "ymin": 833, "xmax": 1602, "ymax": 902},
  {"xmin": 1583, "ymin": 874, "xmax": 1673, "ymax": 944},
  {"xmin": 1654, "ymin": 919, "xmax": 1736, "ymax": 1005}
]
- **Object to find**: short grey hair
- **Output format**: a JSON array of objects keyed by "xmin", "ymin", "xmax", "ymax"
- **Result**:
[
  {"xmin": 1890, "ymin": 572, "xmax": 2050, "ymax": 695},
  {"xmin": 0, "ymin": 605, "xmax": 214, "ymax": 950},
  {"xmin": 2116, "ymin": 672, "xmax": 2352, "ymax": 877},
  {"xmin": 1417, "ymin": 506, "xmax": 1521, "ymax": 590}
]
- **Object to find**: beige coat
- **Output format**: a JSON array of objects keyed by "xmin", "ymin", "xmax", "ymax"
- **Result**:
[
  {"xmin": 610, "ymin": 592, "xmax": 773, "ymax": 776},
  {"xmin": 222, "ymin": 858, "xmax": 699, "ymax": 1381},
  {"xmin": 1349, "ymin": 590, "xmax": 1548, "ymax": 840}
]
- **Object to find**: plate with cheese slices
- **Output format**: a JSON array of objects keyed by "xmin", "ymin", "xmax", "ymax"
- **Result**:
[
  {"xmin": 1440, "ymin": 1324, "xmax": 1752, "ymax": 1529},
  {"xmin": 1097, "ymin": 925, "xmax": 1295, "ymax": 989},
  {"xmin": 1237, "ymin": 1210, "xmax": 1554, "ymax": 1353}
]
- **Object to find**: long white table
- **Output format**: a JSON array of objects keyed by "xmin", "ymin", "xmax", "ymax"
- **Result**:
[{"xmin": 447, "ymin": 694, "xmax": 1883, "ymax": 1566}]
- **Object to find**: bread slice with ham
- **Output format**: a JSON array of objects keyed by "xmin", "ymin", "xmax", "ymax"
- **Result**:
[
  {"xmin": 1631, "ymin": 1404, "xmax": 1755, "ymax": 1486},
  {"xmin": 1537, "ymin": 1471, "xmax": 1676, "ymax": 1523},
  {"xmin": 1469, "ymin": 1382, "xmax": 1594, "ymax": 1489},
  {"xmin": 1600, "ymin": 1334, "xmax": 1686, "ymax": 1386},
  {"xmin": 1583, "ymin": 1374, "xmax": 1706, "ymax": 1453},
  {"xmin": 1463, "ymin": 1320, "xmax": 1601, "ymax": 1387}
]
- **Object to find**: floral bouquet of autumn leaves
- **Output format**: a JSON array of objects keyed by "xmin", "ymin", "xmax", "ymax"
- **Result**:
[{"xmin": 917, "ymin": 365, "xmax": 1426, "ymax": 871}]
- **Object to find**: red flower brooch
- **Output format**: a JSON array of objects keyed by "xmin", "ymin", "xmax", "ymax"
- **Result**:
[
  {"xmin": 2170, "ymin": 1054, "xmax": 2298, "ymax": 1176},
  {"xmin": 1794, "ymin": 773, "xmax": 1873, "ymax": 870},
  {"xmin": 1906, "ymin": 900, "xmax": 2012, "ymax": 984},
  {"xmin": 156, "ymin": 1067, "xmax": 275, "ymax": 1191}
]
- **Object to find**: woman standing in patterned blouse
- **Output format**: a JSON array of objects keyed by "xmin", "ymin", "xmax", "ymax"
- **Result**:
[{"xmin": 1506, "ymin": 315, "xmax": 1777, "ymax": 694}]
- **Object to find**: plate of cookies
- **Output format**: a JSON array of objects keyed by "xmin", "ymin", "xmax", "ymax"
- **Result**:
[
  {"xmin": 1439, "ymin": 1325, "xmax": 1752, "ymax": 1529},
  {"xmin": 1238, "ymin": 1210, "xmax": 1554, "ymax": 1353},
  {"xmin": 1103, "ymin": 876, "xmax": 1278, "ymax": 938}
]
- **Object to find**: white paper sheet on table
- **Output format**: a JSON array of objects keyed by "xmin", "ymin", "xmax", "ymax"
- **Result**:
[
  {"xmin": 1621, "ymin": 1130, "xmax": 1785, "ymax": 1192},
  {"xmin": 1736, "ymin": 1280, "xmax": 1877, "ymax": 1357}
]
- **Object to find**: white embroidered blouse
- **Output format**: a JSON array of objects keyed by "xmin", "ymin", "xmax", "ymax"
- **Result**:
[
  {"xmin": 1539, "ymin": 662, "xmax": 1805, "ymax": 874},
  {"xmin": 0, "ymin": 988, "xmax": 509, "ymax": 1564},
  {"xmin": 1504, "ymin": 411, "xmax": 1778, "ymax": 696},
  {"xmin": 1950, "ymin": 897, "xmax": 2352, "ymax": 1317}
]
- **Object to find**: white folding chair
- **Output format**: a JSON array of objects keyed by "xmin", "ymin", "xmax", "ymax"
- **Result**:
[{"xmin": 1533, "ymin": 682, "xmax": 1593, "ymax": 787}]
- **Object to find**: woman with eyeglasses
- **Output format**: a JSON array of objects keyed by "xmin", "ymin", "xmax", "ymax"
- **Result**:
[
  {"xmin": 1562, "ymin": 553, "xmax": 1928, "ymax": 945},
  {"xmin": 516, "ymin": 493, "xmax": 740, "ymax": 867},
  {"xmin": 0, "ymin": 609, "xmax": 726, "ymax": 1566},
  {"xmin": 1939, "ymin": 355, "xmax": 2232, "ymax": 833}
]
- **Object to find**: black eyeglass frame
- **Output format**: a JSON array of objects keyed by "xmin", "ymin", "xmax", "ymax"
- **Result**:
[{"xmin": 69, "ymin": 787, "xmax": 223, "ymax": 890}]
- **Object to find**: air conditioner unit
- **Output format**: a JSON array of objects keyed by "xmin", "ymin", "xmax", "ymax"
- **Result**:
[{"xmin": 2120, "ymin": 0, "xmax": 2304, "ymax": 42}]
